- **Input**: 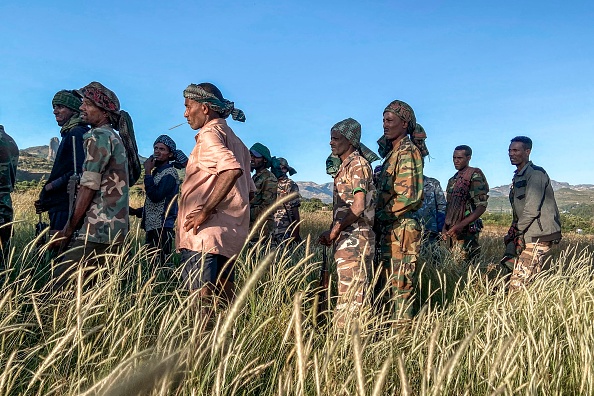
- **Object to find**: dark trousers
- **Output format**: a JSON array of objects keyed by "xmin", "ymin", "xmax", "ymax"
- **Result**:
[
  {"xmin": 146, "ymin": 228, "xmax": 174, "ymax": 265},
  {"xmin": 49, "ymin": 210, "xmax": 69, "ymax": 231}
]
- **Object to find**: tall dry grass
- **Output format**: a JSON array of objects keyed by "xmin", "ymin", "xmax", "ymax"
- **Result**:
[{"xmin": 0, "ymin": 189, "xmax": 593, "ymax": 395}]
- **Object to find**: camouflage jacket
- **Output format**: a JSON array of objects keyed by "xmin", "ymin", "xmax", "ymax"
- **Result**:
[
  {"xmin": 273, "ymin": 176, "xmax": 300, "ymax": 230},
  {"xmin": 415, "ymin": 176, "xmax": 446, "ymax": 233},
  {"xmin": 250, "ymin": 168, "xmax": 278, "ymax": 224},
  {"xmin": 375, "ymin": 135, "xmax": 423, "ymax": 226},
  {"xmin": 334, "ymin": 151, "xmax": 376, "ymax": 233},
  {"xmin": 445, "ymin": 167, "xmax": 489, "ymax": 232},
  {"xmin": 78, "ymin": 125, "xmax": 129, "ymax": 244},
  {"xmin": 0, "ymin": 126, "xmax": 19, "ymax": 222}
]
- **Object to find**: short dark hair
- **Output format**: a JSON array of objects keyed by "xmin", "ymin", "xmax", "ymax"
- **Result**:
[
  {"xmin": 454, "ymin": 145, "xmax": 472, "ymax": 156},
  {"xmin": 511, "ymin": 136, "xmax": 532, "ymax": 150}
]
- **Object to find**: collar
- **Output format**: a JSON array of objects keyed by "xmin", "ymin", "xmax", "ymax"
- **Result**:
[
  {"xmin": 514, "ymin": 161, "xmax": 532, "ymax": 177},
  {"xmin": 194, "ymin": 118, "xmax": 227, "ymax": 141}
]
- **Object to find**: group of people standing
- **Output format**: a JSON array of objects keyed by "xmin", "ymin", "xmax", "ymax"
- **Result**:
[
  {"xmin": 318, "ymin": 100, "xmax": 562, "ymax": 327},
  {"xmin": 0, "ymin": 83, "xmax": 562, "ymax": 329}
]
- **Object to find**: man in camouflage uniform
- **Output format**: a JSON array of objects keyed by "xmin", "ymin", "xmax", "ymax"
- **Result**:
[
  {"xmin": 250, "ymin": 142, "xmax": 278, "ymax": 238},
  {"xmin": 375, "ymin": 100, "xmax": 423, "ymax": 321},
  {"xmin": 50, "ymin": 82, "xmax": 131, "ymax": 289},
  {"xmin": 271, "ymin": 157, "xmax": 301, "ymax": 244},
  {"xmin": 319, "ymin": 118, "xmax": 378, "ymax": 328},
  {"xmin": 35, "ymin": 90, "xmax": 88, "ymax": 232},
  {"xmin": 443, "ymin": 145, "xmax": 489, "ymax": 263},
  {"xmin": 0, "ymin": 125, "xmax": 19, "ymax": 269},
  {"xmin": 505, "ymin": 136, "xmax": 561, "ymax": 291}
]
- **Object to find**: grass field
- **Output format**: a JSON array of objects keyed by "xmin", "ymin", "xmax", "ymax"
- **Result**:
[{"xmin": 1, "ymin": 189, "xmax": 594, "ymax": 395}]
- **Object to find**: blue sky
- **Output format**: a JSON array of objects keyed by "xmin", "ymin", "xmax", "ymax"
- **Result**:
[{"xmin": 1, "ymin": 0, "xmax": 593, "ymax": 188}]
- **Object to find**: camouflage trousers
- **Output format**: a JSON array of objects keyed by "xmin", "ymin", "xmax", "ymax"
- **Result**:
[
  {"xmin": 333, "ymin": 228, "xmax": 374, "ymax": 327},
  {"xmin": 445, "ymin": 232, "xmax": 480, "ymax": 263},
  {"xmin": 508, "ymin": 241, "xmax": 552, "ymax": 291},
  {"xmin": 376, "ymin": 218, "xmax": 421, "ymax": 320}
]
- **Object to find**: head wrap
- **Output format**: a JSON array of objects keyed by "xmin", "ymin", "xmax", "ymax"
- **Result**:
[
  {"xmin": 412, "ymin": 123, "xmax": 429, "ymax": 158},
  {"xmin": 325, "ymin": 155, "xmax": 341, "ymax": 178},
  {"xmin": 377, "ymin": 122, "xmax": 429, "ymax": 159},
  {"xmin": 250, "ymin": 142, "xmax": 272, "ymax": 165},
  {"xmin": 52, "ymin": 90, "xmax": 82, "ymax": 112},
  {"xmin": 271, "ymin": 157, "xmax": 296, "ymax": 178},
  {"xmin": 154, "ymin": 134, "xmax": 188, "ymax": 168},
  {"xmin": 331, "ymin": 118, "xmax": 380, "ymax": 163},
  {"xmin": 76, "ymin": 82, "xmax": 142, "ymax": 185},
  {"xmin": 183, "ymin": 84, "xmax": 246, "ymax": 122},
  {"xmin": 384, "ymin": 100, "xmax": 416, "ymax": 135}
]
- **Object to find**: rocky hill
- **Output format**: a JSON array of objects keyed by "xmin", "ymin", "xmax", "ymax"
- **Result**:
[{"xmin": 295, "ymin": 181, "xmax": 333, "ymax": 203}]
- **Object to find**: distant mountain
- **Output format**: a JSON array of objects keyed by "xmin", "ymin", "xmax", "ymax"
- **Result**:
[
  {"xmin": 490, "ymin": 180, "xmax": 594, "ymax": 198},
  {"xmin": 295, "ymin": 181, "xmax": 333, "ymax": 203},
  {"xmin": 17, "ymin": 144, "xmax": 149, "ymax": 182}
]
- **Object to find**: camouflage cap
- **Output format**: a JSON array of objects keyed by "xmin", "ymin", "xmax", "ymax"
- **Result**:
[
  {"xmin": 52, "ymin": 90, "xmax": 82, "ymax": 112},
  {"xmin": 250, "ymin": 142, "xmax": 272, "ymax": 164},
  {"xmin": 277, "ymin": 157, "xmax": 297, "ymax": 175},
  {"xmin": 384, "ymin": 100, "xmax": 416, "ymax": 134},
  {"xmin": 412, "ymin": 123, "xmax": 429, "ymax": 158},
  {"xmin": 331, "ymin": 118, "xmax": 380, "ymax": 163},
  {"xmin": 75, "ymin": 82, "xmax": 120, "ymax": 114}
]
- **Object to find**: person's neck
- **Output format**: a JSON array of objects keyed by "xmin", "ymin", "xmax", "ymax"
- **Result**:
[
  {"xmin": 255, "ymin": 166, "xmax": 267, "ymax": 175},
  {"xmin": 516, "ymin": 160, "xmax": 529, "ymax": 172},
  {"xmin": 457, "ymin": 165, "xmax": 469, "ymax": 174},
  {"xmin": 390, "ymin": 133, "xmax": 406, "ymax": 149},
  {"xmin": 339, "ymin": 147, "xmax": 356, "ymax": 162}
]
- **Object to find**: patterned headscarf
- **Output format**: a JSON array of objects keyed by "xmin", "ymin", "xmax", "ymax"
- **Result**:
[
  {"xmin": 183, "ymin": 84, "xmax": 246, "ymax": 122},
  {"xmin": 52, "ymin": 90, "xmax": 82, "ymax": 112},
  {"xmin": 76, "ymin": 82, "xmax": 142, "ymax": 185},
  {"xmin": 154, "ymin": 135, "xmax": 188, "ymax": 168},
  {"xmin": 271, "ymin": 156, "xmax": 297, "ymax": 178},
  {"xmin": 412, "ymin": 123, "xmax": 429, "ymax": 158},
  {"xmin": 376, "ymin": 122, "xmax": 429, "ymax": 158},
  {"xmin": 331, "ymin": 118, "xmax": 380, "ymax": 163},
  {"xmin": 384, "ymin": 100, "xmax": 416, "ymax": 135}
]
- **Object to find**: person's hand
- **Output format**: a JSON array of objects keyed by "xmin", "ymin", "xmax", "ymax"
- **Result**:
[
  {"xmin": 183, "ymin": 207, "xmax": 212, "ymax": 235},
  {"xmin": 44, "ymin": 182, "xmax": 54, "ymax": 192},
  {"xmin": 328, "ymin": 223, "xmax": 341, "ymax": 243},
  {"xmin": 318, "ymin": 230, "xmax": 332, "ymax": 246},
  {"xmin": 48, "ymin": 230, "xmax": 71, "ymax": 252},
  {"xmin": 144, "ymin": 156, "xmax": 156, "ymax": 174},
  {"xmin": 444, "ymin": 224, "xmax": 463, "ymax": 238}
]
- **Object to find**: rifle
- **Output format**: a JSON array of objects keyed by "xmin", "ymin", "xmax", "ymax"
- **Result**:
[
  {"xmin": 35, "ymin": 213, "xmax": 49, "ymax": 247},
  {"xmin": 316, "ymin": 245, "xmax": 330, "ymax": 324},
  {"xmin": 67, "ymin": 135, "xmax": 80, "ymax": 220}
]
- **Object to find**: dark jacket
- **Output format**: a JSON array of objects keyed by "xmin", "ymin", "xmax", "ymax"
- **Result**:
[
  {"xmin": 38, "ymin": 122, "xmax": 88, "ymax": 213},
  {"xmin": 510, "ymin": 161, "xmax": 562, "ymax": 242},
  {"xmin": 141, "ymin": 162, "xmax": 179, "ymax": 231}
]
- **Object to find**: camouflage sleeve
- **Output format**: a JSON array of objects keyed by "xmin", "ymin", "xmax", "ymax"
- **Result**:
[
  {"xmin": 81, "ymin": 129, "xmax": 110, "ymax": 191},
  {"xmin": 469, "ymin": 169, "xmax": 489, "ymax": 209},
  {"xmin": 251, "ymin": 172, "xmax": 278, "ymax": 220},
  {"xmin": 288, "ymin": 180, "xmax": 301, "ymax": 208},
  {"xmin": 387, "ymin": 147, "xmax": 423, "ymax": 217},
  {"xmin": 347, "ymin": 158, "xmax": 371, "ymax": 196}
]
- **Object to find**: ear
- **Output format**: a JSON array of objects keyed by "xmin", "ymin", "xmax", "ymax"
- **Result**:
[{"xmin": 201, "ymin": 103, "xmax": 210, "ymax": 114}]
